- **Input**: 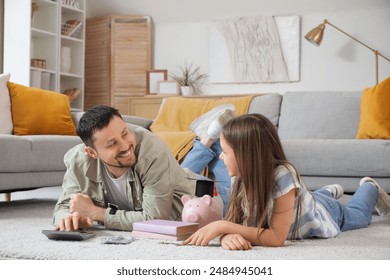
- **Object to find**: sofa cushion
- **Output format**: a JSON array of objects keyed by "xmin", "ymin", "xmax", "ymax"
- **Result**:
[
  {"xmin": 0, "ymin": 73, "xmax": 13, "ymax": 134},
  {"xmin": 0, "ymin": 135, "xmax": 81, "ymax": 172},
  {"xmin": 278, "ymin": 91, "xmax": 362, "ymax": 139},
  {"xmin": 8, "ymin": 82, "xmax": 77, "ymax": 136},
  {"xmin": 356, "ymin": 77, "xmax": 390, "ymax": 139},
  {"xmin": 248, "ymin": 93, "xmax": 282, "ymax": 127},
  {"xmin": 282, "ymin": 139, "xmax": 390, "ymax": 177}
]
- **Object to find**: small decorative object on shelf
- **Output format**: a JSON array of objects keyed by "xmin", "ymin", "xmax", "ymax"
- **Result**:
[
  {"xmin": 63, "ymin": 88, "xmax": 80, "ymax": 102},
  {"xmin": 60, "ymin": 46, "xmax": 72, "ymax": 72},
  {"xmin": 157, "ymin": 80, "xmax": 179, "ymax": 95},
  {"xmin": 61, "ymin": 20, "xmax": 82, "ymax": 38},
  {"xmin": 170, "ymin": 62, "xmax": 208, "ymax": 96},
  {"xmin": 31, "ymin": 58, "xmax": 46, "ymax": 69},
  {"xmin": 31, "ymin": 2, "xmax": 39, "ymax": 27},
  {"xmin": 62, "ymin": 0, "xmax": 80, "ymax": 9}
]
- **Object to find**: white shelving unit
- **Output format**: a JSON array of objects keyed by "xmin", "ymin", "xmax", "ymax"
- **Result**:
[{"xmin": 4, "ymin": 0, "xmax": 86, "ymax": 111}]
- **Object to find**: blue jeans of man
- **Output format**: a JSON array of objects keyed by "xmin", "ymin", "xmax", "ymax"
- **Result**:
[
  {"xmin": 313, "ymin": 183, "xmax": 378, "ymax": 231},
  {"xmin": 181, "ymin": 139, "xmax": 231, "ymax": 215}
]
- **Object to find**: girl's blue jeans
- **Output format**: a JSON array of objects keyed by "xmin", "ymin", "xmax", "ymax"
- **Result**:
[
  {"xmin": 181, "ymin": 139, "xmax": 231, "ymax": 215},
  {"xmin": 313, "ymin": 182, "xmax": 378, "ymax": 231}
]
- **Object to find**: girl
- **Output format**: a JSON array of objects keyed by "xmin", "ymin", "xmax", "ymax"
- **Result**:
[{"xmin": 183, "ymin": 114, "xmax": 390, "ymax": 250}]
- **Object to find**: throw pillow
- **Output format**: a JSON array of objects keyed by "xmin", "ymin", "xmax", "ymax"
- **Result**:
[
  {"xmin": 0, "ymin": 73, "xmax": 13, "ymax": 134},
  {"xmin": 8, "ymin": 82, "xmax": 77, "ymax": 136},
  {"xmin": 356, "ymin": 77, "xmax": 390, "ymax": 139}
]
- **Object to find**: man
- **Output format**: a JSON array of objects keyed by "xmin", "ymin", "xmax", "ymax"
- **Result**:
[{"xmin": 53, "ymin": 105, "xmax": 198, "ymax": 231}]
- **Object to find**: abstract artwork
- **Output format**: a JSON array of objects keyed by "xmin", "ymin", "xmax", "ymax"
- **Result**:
[{"xmin": 209, "ymin": 15, "xmax": 300, "ymax": 83}]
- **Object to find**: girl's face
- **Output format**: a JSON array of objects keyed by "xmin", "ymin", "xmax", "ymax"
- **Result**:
[{"xmin": 220, "ymin": 134, "xmax": 239, "ymax": 177}]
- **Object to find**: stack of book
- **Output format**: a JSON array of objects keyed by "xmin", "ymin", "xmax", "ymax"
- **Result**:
[{"xmin": 132, "ymin": 219, "xmax": 199, "ymax": 241}]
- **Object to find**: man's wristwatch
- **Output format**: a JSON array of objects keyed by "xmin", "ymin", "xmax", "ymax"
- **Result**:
[{"xmin": 108, "ymin": 203, "xmax": 118, "ymax": 215}]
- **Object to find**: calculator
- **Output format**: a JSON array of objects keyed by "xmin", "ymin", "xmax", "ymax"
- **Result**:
[{"xmin": 42, "ymin": 230, "xmax": 96, "ymax": 241}]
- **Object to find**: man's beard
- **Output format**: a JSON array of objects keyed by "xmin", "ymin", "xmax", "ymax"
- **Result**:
[
  {"xmin": 100, "ymin": 158, "xmax": 134, "ymax": 169},
  {"xmin": 100, "ymin": 147, "xmax": 136, "ymax": 169}
]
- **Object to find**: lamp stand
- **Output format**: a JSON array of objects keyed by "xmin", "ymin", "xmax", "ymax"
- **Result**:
[{"xmin": 305, "ymin": 19, "xmax": 390, "ymax": 84}]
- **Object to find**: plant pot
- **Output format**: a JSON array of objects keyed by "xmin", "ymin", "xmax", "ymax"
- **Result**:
[{"xmin": 181, "ymin": 86, "xmax": 193, "ymax": 96}]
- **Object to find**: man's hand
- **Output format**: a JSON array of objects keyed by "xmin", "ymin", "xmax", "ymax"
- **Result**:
[
  {"xmin": 55, "ymin": 211, "xmax": 93, "ymax": 231},
  {"xmin": 70, "ymin": 193, "xmax": 105, "ymax": 222}
]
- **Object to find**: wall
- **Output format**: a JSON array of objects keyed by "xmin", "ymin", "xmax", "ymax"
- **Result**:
[{"xmin": 87, "ymin": 0, "xmax": 390, "ymax": 95}]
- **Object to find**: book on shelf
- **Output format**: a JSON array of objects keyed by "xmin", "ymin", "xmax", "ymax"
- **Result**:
[
  {"xmin": 132, "ymin": 219, "xmax": 199, "ymax": 236},
  {"xmin": 131, "ymin": 230, "xmax": 193, "ymax": 241}
]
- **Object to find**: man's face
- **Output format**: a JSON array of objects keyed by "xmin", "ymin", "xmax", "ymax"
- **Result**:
[{"xmin": 85, "ymin": 116, "xmax": 137, "ymax": 177}]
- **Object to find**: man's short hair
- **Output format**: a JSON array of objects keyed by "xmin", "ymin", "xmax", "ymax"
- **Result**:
[{"xmin": 77, "ymin": 105, "xmax": 122, "ymax": 147}]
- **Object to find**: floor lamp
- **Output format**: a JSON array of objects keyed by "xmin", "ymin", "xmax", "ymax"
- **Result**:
[{"xmin": 304, "ymin": 19, "xmax": 390, "ymax": 84}]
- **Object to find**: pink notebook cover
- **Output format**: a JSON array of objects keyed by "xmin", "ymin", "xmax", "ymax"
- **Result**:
[{"xmin": 132, "ymin": 219, "xmax": 199, "ymax": 235}]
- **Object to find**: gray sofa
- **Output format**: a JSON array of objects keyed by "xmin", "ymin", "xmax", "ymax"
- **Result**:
[
  {"xmin": 1, "ymin": 91, "xmax": 389, "ymax": 199},
  {"xmin": 0, "ymin": 112, "xmax": 83, "ymax": 197},
  {"xmin": 0, "ymin": 112, "xmax": 152, "ymax": 199},
  {"xmin": 153, "ymin": 91, "xmax": 390, "ymax": 193},
  {"xmin": 277, "ymin": 91, "xmax": 390, "ymax": 193}
]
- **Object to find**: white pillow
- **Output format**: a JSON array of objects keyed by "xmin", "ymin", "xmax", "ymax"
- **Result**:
[{"xmin": 0, "ymin": 73, "xmax": 13, "ymax": 134}]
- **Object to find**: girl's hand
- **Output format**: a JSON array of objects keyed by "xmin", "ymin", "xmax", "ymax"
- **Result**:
[
  {"xmin": 182, "ymin": 220, "xmax": 225, "ymax": 246},
  {"xmin": 220, "ymin": 233, "xmax": 252, "ymax": 250}
]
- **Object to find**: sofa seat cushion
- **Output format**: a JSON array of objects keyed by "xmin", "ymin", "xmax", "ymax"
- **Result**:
[
  {"xmin": 278, "ymin": 91, "xmax": 362, "ymax": 139},
  {"xmin": 8, "ymin": 82, "xmax": 77, "ymax": 136},
  {"xmin": 247, "ymin": 93, "xmax": 282, "ymax": 127},
  {"xmin": 0, "ymin": 73, "xmax": 13, "ymax": 134},
  {"xmin": 356, "ymin": 77, "xmax": 390, "ymax": 139},
  {"xmin": 0, "ymin": 135, "xmax": 81, "ymax": 172},
  {"xmin": 282, "ymin": 139, "xmax": 390, "ymax": 177}
]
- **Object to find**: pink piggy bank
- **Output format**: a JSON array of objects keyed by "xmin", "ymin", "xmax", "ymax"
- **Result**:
[{"xmin": 181, "ymin": 195, "xmax": 223, "ymax": 228}]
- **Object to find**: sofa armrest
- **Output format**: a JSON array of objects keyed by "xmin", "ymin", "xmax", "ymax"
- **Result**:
[{"xmin": 122, "ymin": 115, "xmax": 153, "ymax": 129}]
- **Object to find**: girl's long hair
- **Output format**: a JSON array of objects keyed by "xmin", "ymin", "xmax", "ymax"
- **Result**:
[{"xmin": 222, "ymin": 114, "xmax": 302, "ymax": 240}]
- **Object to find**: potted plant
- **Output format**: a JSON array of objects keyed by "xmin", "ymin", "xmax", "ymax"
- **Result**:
[{"xmin": 170, "ymin": 62, "xmax": 208, "ymax": 96}]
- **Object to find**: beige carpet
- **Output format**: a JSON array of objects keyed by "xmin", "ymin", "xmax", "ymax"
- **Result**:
[{"xmin": 0, "ymin": 188, "xmax": 389, "ymax": 260}]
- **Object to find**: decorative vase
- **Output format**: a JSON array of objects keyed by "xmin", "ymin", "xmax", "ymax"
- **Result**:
[
  {"xmin": 60, "ymin": 46, "xmax": 71, "ymax": 73},
  {"xmin": 181, "ymin": 86, "xmax": 193, "ymax": 96}
]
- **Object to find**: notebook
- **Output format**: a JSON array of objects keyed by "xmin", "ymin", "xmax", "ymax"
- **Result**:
[
  {"xmin": 132, "ymin": 219, "xmax": 199, "ymax": 235},
  {"xmin": 131, "ymin": 230, "xmax": 193, "ymax": 241}
]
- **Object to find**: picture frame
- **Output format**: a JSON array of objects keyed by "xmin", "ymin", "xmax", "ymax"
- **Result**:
[
  {"xmin": 146, "ymin": 69, "xmax": 168, "ymax": 95},
  {"xmin": 157, "ymin": 80, "xmax": 179, "ymax": 95}
]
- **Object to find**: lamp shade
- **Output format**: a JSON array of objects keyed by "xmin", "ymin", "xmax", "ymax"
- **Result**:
[{"xmin": 304, "ymin": 23, "xmax": 326, "ymax": 46}]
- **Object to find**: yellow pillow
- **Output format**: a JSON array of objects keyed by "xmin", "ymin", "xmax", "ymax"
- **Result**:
[
  {"xmin": 356, "ymin": 77, "xmax": 390, "ymax": 139},
  {"xmin": 8, "ymin": 82, "xmax": 77, "ymax": 136}
]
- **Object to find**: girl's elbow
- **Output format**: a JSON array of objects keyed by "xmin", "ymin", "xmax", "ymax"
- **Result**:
[
  {"xmin": 268, "ymin": 239, "xmax": 286, "ymax": 247},
  {"xmin": 255, "ymin": 234, "xmax": 287, "ymax": 247}
]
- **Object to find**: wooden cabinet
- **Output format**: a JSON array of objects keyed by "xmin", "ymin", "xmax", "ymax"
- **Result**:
[
  {"xmin": 84, "ymin": 15, "xmax": 152, "ymax": 113},
  {"xmin": 4, "ymin": 0, "xmax": 86, "ymax": 111},
  {"xmin": 128, "ymin": 96, "xmax": 165, "ymax": 119}
]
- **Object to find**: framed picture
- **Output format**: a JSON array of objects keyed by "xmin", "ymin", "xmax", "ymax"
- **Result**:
[
  {"xmin": 209, "ymin": 15, "xmax": 300, "ymax": 83},
  {"xmin": 158, "ymin": 80, "xmax": 179, "ymax": 95},
  {"xmin": 146, "ymin": 69, "xmax": 168, "ymax": 95}
]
